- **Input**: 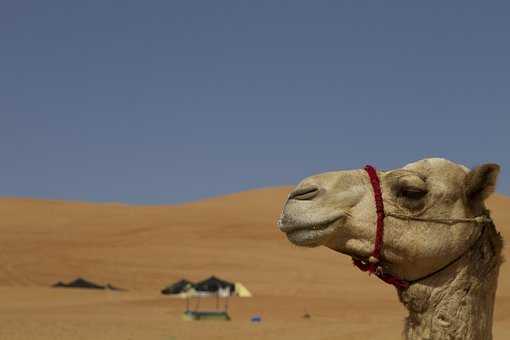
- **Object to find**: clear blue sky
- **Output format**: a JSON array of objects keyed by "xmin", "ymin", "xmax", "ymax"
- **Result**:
[{"xmin": 1, "ymin": 1, "xmax": 509, "ymax": 204}]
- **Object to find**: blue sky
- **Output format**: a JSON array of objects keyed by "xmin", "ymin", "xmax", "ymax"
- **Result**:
[{"xmin": 1, "ymin": 1, "xmax": 509, "ymax": 203}]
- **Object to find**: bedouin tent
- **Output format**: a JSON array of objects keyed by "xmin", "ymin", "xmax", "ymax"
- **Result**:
[
  {"xmin": 181, "ymin": 276, "xmax": 234, "ymax": 321},
  {"xmin": 52, "ymin": 278, "xmax": 125, "ymax": 291},
  {"xmin": 52, "ymin": 278, "xmax": 106, "ymax": 290},
  {"xmin": 178, "ymin": 276, "xmax": 251, "ymax": 321},
  {"xmin": 193, "ymin": 276, "xmax": 235, "ymax": 294},
  {"xmin": 161, "ymin": 279, "xmax": 194, "ymax": 295}
]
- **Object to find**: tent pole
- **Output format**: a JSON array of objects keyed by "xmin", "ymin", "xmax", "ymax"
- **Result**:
[{"xmin": 195, "ymin": 295, "xmax": 201, "ymax": 311}]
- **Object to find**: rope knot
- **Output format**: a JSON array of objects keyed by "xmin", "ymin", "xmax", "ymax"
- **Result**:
[
  {"xmin": 474, "ymin": 216, "xmax": 491, "ymax": 224},
  {"xmin": 368, "ymin": 256, "xmax": 379, "ymax": 264}
]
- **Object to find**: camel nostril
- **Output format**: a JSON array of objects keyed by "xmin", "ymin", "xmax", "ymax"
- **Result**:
[{"xmin": 289, "ymin": 186, "xmax": 321, "ymax": 201}]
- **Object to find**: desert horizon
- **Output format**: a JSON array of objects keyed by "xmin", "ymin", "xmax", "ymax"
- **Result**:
[{"xmin": 1, "ymin": 187, "xmax": 509, "ymax": 339}]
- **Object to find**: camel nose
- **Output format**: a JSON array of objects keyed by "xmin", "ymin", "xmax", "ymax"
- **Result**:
[{"xmin": 288, "ymin": 185, "xmax": 321, "ymax": 201}]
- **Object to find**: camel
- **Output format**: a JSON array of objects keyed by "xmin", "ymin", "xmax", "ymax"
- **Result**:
[{"xmin": 278, "ymin": 158, "xmax": 503, "ymax": 340}]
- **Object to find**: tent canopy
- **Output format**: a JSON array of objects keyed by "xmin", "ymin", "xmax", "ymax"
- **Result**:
[
  {"xmin": 161, "ymin": 276, "xmax": 251, "ymax": 297},
  {"xmin": 53, "ymin": 278, "xmax": 105, "ymax": 290},
  {"xmin": 161, "ymin": 279, "xmax": 194, "ymax": 295},
  {"xmin": 194, "ymin": 276, "xmax": 235, "ymax": 293}
]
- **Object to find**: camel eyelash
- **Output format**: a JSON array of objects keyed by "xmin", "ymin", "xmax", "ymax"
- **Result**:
[{"xmin": 399, "ymin": 188, "xmax": 428, "ymax": 200}]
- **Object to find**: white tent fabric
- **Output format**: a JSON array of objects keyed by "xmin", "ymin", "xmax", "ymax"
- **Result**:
[
  {"xmin": 235, "ymin": 282, "xmax": 252, "ymax": 297},
  {"xmin": 176, "ymin": 282, "xmax": 252, "ymax": 298}
]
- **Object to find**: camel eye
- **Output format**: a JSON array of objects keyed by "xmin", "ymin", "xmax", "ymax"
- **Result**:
[
  {"xmin": 400, "ymin": 187, "xmax": 427, "ymax": 200},
  {"xmin": 389, "ymin": 172, "xmax": 428, "ymax": 206}
]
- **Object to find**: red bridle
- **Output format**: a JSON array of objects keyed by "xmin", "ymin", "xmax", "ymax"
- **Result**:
[
  {"xmin": 352, "ymin": 165, "xmax": 410, "ymax": 289},
  {"xmin": 351, "ymin": 165, "xmax": 490, "ymax": 290}
]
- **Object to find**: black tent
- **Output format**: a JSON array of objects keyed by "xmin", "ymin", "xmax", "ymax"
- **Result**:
[
  {"xmin": 193, "ymin": 276, "xmax": 235, "ymax": 293},
  {"xmin": 161, "ymin": 279, "xmax": 194, "ymax": 295},
  {"xmin": 52, "ymin": 278, "xmax": 105, "ymax": 290},
  {"xmin": 52, "ymin": 278, "xmax": 125, "ymax": 291}
]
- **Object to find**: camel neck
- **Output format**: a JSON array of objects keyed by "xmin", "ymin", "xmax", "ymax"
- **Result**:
[{"xmin": 397, "ymin": 223, "xmax": 502, "ymax": 340}]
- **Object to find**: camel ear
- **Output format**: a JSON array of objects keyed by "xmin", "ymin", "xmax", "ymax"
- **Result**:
[{"xmin": 465, "ymin": 164, "xmax": 500, "ymax": 202}]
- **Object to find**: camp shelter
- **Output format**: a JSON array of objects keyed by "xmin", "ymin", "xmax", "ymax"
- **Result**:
[
  {"xmin": 180, "ymin": 276, "xmax": 235, "ymax": 321},
  {"xmin": 194, "ymin": 276, "xmax": 235, "ymax": 294},
  {"xmin": 180, "ymin": 286, "xmax": 232, "ymax": 322},
  {"xmin": 52, "ymin": 278, "xmax": 125, "ymax": 291},
  {"xmin": 52, "ymin": 278, "xmax": 105, "ymax": 290},
  {"xmin": 161, "ymin": 279, "xmax": 194, "ymax": 295}
]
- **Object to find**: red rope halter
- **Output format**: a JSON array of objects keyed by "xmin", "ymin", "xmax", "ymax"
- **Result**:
[{"xmin": 352, "ymin": 165, "xmax": 410, "ymax": 289}]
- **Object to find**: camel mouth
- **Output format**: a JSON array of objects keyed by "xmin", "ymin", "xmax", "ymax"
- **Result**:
[
  {"xmin": 278, "ymin": 217, "xmax": 342, "ymax": 247},
  {"xmin": 278, "ymin": 214, "xmax": 342, "ymax": 233}
]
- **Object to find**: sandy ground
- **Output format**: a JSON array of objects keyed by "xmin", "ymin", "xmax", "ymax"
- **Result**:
[{"xmin": 0, "ymin": 187, "xmax": 509, "ymax": 340}]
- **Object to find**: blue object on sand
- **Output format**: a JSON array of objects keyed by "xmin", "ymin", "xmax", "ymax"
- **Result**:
[{"xmin": 251, "ymin": 315, "xmax": 262, "ymax": 323}]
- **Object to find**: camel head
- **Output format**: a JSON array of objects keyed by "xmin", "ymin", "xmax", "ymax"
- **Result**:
[{"xmin": 278, "ymin": 158, "xmax": 500, "ymax": 281}]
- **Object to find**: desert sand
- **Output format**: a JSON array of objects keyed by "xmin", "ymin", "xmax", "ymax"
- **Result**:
[{"xmin": 0, "ymin": 187, "xmax": 509, "ymax": 340}]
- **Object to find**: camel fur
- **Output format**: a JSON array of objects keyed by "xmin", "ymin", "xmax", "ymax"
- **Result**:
[{"xmin": 278, "ymin": 158, "xmax": 503, "ymax": 340}]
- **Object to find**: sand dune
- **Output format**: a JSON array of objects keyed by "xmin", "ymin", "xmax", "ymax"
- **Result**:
[{"xmin": 0, "ymin": 188, "xmax": 509, "ymax": 339}]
